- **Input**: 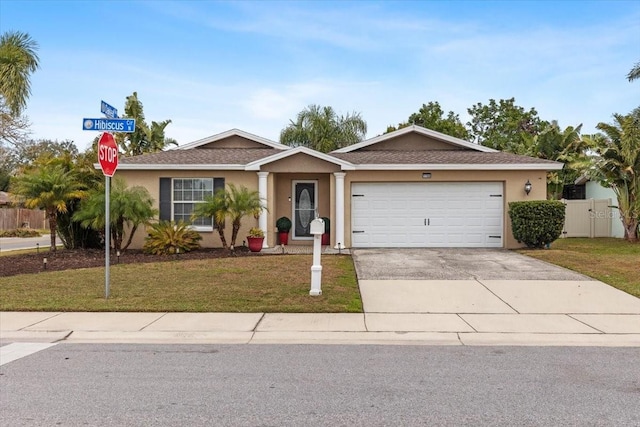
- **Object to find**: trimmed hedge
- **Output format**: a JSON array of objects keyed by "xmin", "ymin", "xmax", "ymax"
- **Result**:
[
  {"xmin": 509, "ymin": 200, "xmax": 566, "ymax": 248},
  {"xmin": 0, "ymin": 228, "xmax": 42, "ymax": 238}
]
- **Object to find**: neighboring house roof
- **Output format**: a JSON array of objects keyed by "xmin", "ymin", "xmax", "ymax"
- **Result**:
[
  {"xmin": 331, "ymin": 150, "xmax": 563, "ymax": 170},
  {"xmin": 0, "ymin": 191, "xmax": 10, "ymax": 205},
  {"xmin": 332, "ymin": 125, "xmax": 498, "ymax": 153},
  {"xmin": 176, "ymin": 128, "xmax": 289, "ymax": 151}
]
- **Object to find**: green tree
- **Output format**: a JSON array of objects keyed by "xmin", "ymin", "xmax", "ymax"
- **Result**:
[
  {"xmin": 226, "ymin": 184, "xmax": 265, "ymax": 250},
  {"xmin": 522, "ymin": 121, "xmax": 590, "ymax": 199},
  {"xmin": 73, "ymin": 178, "xmax": 156, "ymax": 252},
  {"xmin": 627, "ymin": 61, "xmax": 640, "ymax": 82},
  {"xmin": 0, "ymin": 31, "xmax": 40, "ymax": 116},
  {"xmin": 11, "ymin": 164, "xmax": 87, "ymax": 251},
  {"xmin": 191, "ymin": 188, "xmax": 230, "ymax": 249},
  {"xmin": 588, "ymin": 110, "xmax": 640, "ymax": 242},
  {"xmin": 280, "ymin": 104, "xmax": 367, "ymax": 153},
  {"xmin": 385, "ymin": 102, "xmax": 470, "ymax": 139},
  {"xmin": 467, "ymin": 98, "xmax": 546, "ymax": 151},
  {"xmin": 115, "ymin": 92, "xmax": 177, "ymax": 156}
]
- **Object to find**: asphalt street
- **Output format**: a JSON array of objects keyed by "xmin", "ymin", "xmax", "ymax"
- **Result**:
[{"xmin": 1, "ymin": 344, "xmax": 639, "ymax": 426}]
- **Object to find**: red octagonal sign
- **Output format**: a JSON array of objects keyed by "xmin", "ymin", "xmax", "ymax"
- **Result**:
[{"xmin": 98, "ymin": 132, "xmax": 118, "ymax": 177}]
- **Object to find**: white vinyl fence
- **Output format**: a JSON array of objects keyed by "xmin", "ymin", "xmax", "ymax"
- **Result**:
[{"xmin": 561, "ymin": 199, "xmax": 614, "ymax": 238}]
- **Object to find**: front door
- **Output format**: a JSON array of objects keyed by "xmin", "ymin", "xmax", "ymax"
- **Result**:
[{"xmin": 292, "ymin": 180, "xmax": 318, "ymax": 240}]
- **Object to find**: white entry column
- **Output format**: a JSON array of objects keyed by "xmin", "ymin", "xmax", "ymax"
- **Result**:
[
  {"xmin": 334, "ymin": 172, "xmax": 346, "ymax": 249},
  {"xmin": 257, "ymin": 171, "xmax": 269, "ymax": 248}
]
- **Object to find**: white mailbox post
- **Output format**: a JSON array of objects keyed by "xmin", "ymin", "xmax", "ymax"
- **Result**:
[{"xmin": 309, "ymin": 218, "xmax": 324, "ymax": 296}]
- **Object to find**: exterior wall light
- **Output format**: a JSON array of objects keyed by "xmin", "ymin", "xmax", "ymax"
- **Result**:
[
  {"xmin": 422, "ymin": 173, "xmax": 432, "ymax": 179},
  {"xmin": 524, "ymin": 180, "xmax": 532, "ymax": 195}
]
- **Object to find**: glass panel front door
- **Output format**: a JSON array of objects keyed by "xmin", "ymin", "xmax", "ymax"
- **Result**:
[{"xmin": 293, "ymin": 181, "xmax": 317, "ymax": 239}]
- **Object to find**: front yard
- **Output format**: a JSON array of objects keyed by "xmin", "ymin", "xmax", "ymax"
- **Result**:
[
  {"xmin": 518, "ymin": 238, "xmax": 640, "ymax": 298},
  {"xmin": 0, "ymin": 254, "xmax": 362, "ymax": 313}
]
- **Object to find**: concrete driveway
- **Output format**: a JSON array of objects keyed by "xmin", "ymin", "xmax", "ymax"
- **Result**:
[
  {"xmin": 352, "ymin": 248, "xmax": 592, "ymax": 281},
  {"xmin": 352, "ymin": 249, "xmax": 640, "ymax": 337}
]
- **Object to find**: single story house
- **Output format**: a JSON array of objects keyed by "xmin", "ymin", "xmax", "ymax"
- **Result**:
[{"xmin": 116, "ymin": 125, "xmax": 562, "ymax": 249}]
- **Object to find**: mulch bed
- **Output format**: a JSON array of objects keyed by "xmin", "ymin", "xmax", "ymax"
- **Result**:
[{"xmin": 0, "ymin": 247, "xmax": 255, "ymax": 278}]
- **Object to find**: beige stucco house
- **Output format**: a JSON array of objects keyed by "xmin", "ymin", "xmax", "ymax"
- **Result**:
[{"xmin": 116, "ymin": 125, "xmax": 562, "ymax": 250}]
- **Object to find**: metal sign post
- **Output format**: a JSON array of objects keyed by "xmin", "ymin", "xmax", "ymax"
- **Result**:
[{"xmin": 83, "ymin": 100, "xmax": 135, "ymax": 299}]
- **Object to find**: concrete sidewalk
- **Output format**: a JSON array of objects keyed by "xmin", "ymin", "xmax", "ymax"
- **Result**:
[{"xmin": 2, "ymin": 309, "xmax": 639, "ymax": 347}]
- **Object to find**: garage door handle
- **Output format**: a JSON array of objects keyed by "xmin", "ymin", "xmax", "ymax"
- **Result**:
[
  {"xmin": 424, "ymin": 219, "xmax": 430, "ymax": 226},
  {"xmin": 352, "ymin": 230, "xmax": 365, "ymax": 233}
]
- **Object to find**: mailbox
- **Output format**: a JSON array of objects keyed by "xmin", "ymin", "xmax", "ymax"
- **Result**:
[{"xmin": 310, "ymin": 218, "xmax": 324, "ymax": 235}]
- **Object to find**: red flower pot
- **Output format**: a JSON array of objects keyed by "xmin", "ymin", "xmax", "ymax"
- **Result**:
[
  {"xmin": 278, "ymin": 232, "xmax": 289, "ymax": 245},
  {"xmin": 247, "ymin": 237, "xmax": 264, "ymax": 252}
]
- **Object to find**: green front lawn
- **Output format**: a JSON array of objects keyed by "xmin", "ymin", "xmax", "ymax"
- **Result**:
[
  {"xmin": 518, "ymin": 238, "xmax": 640, "ymax": 298},
  {"xmin": 0, "ymin": 255, "xmax": 362, "ymax": 313}
]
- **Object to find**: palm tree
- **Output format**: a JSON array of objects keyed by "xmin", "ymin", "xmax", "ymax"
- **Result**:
[
  {"xmin": 11, "ymin": 164, "xmax": 86, "ymax": 251},
  {"xmin": 73, "ymin": 178, "xmax": 157, "ymax": 252},
  {"xmin": 191, "ymin": 188, "xmax": 230, "ymax": 249},
  {"xmin": 280, "ymin": 104, "xmax": 367, "ymax": 153},
  {"xmin": 0, "ymin": 31, "xmax": 40, "ymax": 116},
  {"xmin": 589, "ymin": 110, "xmax": 640, "ymax": 242},
  {"xmin": 627, "ymin": 61, "xmax": 640, "ymax": 82},
  {"xmin": 226, "ymin": 184, "xmax": 265, "ymax": 250},
  {"xmin": 116, "ymin": 92, "xmax": 177, "ymax": 156}
]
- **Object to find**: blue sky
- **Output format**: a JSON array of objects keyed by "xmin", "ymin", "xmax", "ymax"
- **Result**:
[{"xmin": 2, "ymin": 0, "xmax": 639, "ymax": 150}]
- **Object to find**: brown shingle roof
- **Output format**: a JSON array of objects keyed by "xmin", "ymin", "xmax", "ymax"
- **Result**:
[
  {"xmin": 330, "ymin": 150, "xmax": 559, "ymax": 165},
  {"xmin": 119, "ymin": 148, "xmax": 277, "ymax": 165}
]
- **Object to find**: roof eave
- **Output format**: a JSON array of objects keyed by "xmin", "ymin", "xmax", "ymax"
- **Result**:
[
  {"xmin": 245, "ymin": 146, "xmax": 355, "ymax": 170},
  {"xmin": 351, "ymin": 163, "xmax": 564, "ymax": 171},
  {"xmin": 177, "ymin": 128, "xmax": 289, "ymax": 151},
  {"xmin": 115, "ymin": 164, "xmax": 247, "ymax": 171}
]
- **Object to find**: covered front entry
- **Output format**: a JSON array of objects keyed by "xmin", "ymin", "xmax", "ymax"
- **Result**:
[{"xmin": 351, "ymin": 182, "xmax": 504, "ymax": 248}]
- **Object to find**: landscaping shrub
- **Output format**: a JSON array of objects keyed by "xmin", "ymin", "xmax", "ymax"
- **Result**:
[
  {"xmin": 509, "ymin": 200, "xmax": 566, "ymax": 248},
  {"xmin": 0, "ymin": 228, "xmax": 42, "ymax": 238},
  {"xmin": 143, "ymin": 221, "xmax": 202, "ymax": 255}
]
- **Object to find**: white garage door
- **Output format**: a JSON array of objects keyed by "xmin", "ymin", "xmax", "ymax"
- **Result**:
[{"xmin": 351, "ymin": 182, "xmax": 503, "ymax": 248}]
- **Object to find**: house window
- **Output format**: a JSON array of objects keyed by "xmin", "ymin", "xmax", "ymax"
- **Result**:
[
  {"xmin": 173, "ymin": 178, "xmax": 214, "ymax": 229},
  {"xmin": 159, "ymin": 177, "xmax": 225, "ymax": 230}
]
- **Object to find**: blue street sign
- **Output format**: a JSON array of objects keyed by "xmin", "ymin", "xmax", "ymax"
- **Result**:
[
  {"xmin": 100, "ymin": 100, "xmax": 118, "ymax": 119},
  {"xmin": 82, "ymin": 118, "xmax": 136, "ymax": 133}
]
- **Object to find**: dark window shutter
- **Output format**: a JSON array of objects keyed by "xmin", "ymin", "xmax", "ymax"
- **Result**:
[
  {"xmin": 159, "ymin": 178, "xmax": 172, "ymax": 221},
  {"xmin": 214, "ymin": 178, "xmax": 225, "ymax": 193}
]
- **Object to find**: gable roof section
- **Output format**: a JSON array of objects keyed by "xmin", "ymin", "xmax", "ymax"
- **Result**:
[
  {"xmin": 245, "ymin": 146, "xmax": 355, "ymax": 171},
  {"xmin": 331, "ymin": 150, "xmax": 563, "ymax": 170},
  {"xmin": 177, "ymin": 128, "xmax": 289, "ymax": 151},
  {"xmin": 332, "ymin": 125, "xmax": 498, "ymax": 153},
  {"xmin": 118, "ymin": 148, "xmax": 277, "ymax": 170}
]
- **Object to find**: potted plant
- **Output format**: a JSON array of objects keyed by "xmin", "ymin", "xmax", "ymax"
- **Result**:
[
  {"xmin": 321, "ymin": 217, "xmax": 330, "ymax": 245},
  {"xmin": 276, "ymin": 216, "xmax": 292, "ymax": 245},
  {"xmin": 246, "ymin": 227, "xmax": 264, "ymax": 252}
]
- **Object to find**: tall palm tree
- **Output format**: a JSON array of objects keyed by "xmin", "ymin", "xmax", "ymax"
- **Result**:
[
  {"xmin": 73, "ymin": 178, "xmax": 157, "ymax": 252},
  {"xmin": 627, "ymin": 61, "xmax": 640, "ymax": 82},
  {"xmin": 590, "ymin": 110, "xmax": 640, "ymax": 242},
  {"xmin": 191, "ymin": 188, "xmax": 230, "ymax": 249},
  {"xmin": 0, "ymin": 31, "xmax": 40, "ymax": 116},
  {"xmin": 280, "ymin": 104, "xmax": 367, "ymax": 153},
  {"xmin": 11, "ymin": 164, "xmax": 86, "ymax": 251},
  {"xmin": 226, "ymin": 184, "xmax": 264, "ymax": 250}
]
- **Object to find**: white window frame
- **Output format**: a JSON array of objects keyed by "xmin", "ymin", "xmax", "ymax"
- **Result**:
[{"xmin": 172, "ymin": 178, "xmax": 214, "ymax": 232}]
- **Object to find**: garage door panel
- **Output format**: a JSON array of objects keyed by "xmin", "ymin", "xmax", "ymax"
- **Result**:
[{"xmin": 352, "ymin": 182, "xmax": 503, "ymax": 248}]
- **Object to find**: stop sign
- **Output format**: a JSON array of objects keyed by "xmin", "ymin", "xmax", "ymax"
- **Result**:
[{"xmin": 98, "ymin": 132, "xmax": 118, "ymax": 177}]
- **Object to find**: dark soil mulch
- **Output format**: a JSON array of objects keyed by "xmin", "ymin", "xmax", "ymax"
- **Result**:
[{"xmin": 0, "ymin": 247, "xmax": 255, "ymax": 278}]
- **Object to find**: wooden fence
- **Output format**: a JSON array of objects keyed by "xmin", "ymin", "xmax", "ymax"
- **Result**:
[{"xmin": 0, "ymin": 208, "xmax": 48, "ymax": 230}]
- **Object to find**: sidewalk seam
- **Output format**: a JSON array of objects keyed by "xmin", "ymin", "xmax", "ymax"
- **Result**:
[
  {"xmin": 567, "ymin": 314, "xmax": 606, "ymax": 334},
  {"xmin": 475, "ymin": 278, "xmax": 520, "ymax": 314},
  {"xmin": 140, "ymin": 312, "xmax": 168, "ymax": 331}
]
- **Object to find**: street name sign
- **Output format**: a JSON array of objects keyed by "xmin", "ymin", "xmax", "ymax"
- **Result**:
[
  {"xmin": 97, "ymin": 132, "xmax": 118, "ymax": 177},
  {"xmin": 83, "ymin": 118, "xmax": 135, "ymax": 133},
  {"xmin": 100, "ymin": 100, "xmax": 118, "ymax": 119}
]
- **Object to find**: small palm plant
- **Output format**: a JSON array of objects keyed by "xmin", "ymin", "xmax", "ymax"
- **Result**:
[
  {"xmin": 191, "ymin": 188, "xmax": 229, "ymax": 249},
  {"xmin": 226, "ymin": 184, "xmax": 266, "ymax": 250},
  {"xmin": 143, "ymin": 221, "xmax": 202, "ymax": 255}
]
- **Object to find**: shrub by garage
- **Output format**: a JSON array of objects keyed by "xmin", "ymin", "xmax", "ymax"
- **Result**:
[{"xmin": 509, "ymin": 200, "xmax": 566, "ymax": 248}]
